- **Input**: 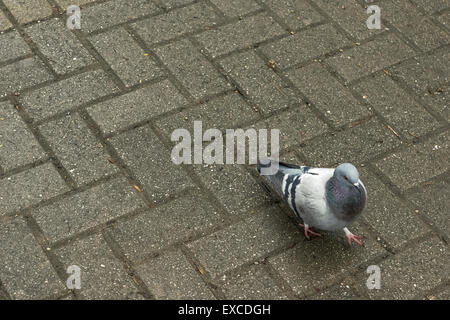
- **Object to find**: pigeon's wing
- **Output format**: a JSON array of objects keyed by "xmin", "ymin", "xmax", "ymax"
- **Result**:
[{"xmin": 258, "ymin": 159, "xmax": 331, "ymax": 220}]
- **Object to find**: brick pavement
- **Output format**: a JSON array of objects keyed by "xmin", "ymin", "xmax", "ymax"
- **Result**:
[{"xmin": 0, "ymin": 0, "xmax": 448, "ymax": 300}]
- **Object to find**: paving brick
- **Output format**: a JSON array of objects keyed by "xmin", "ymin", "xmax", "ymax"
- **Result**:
[
  {"xmin": 210, "ymin": 0, "xmax": 260, "ymax": 17},
  {"xmin": 268, "ymin": 223, "xmax": 385, "ymax": 296},
  {"xmin": 0, "ymin": 10, "xmax": 12, "ymax": 31},
  {"xmin": 359, "ymin": 168, "xmax": 428, "ymax": 248},
  {"xmin": 131, "ymin": 2, "xmax": 219, "ymax": 44},
  {"xmin": 0, "ymin": 163, "xmax": 69, "ymax": 216},
  {"xmin": 315, "ymin": 0, "xmax": 384, "ymax": 40},
  {"xmin": 219, "ymin": 51, "xmax": 297, "ymax": 114},
  {"xmin": 354, "ymin": 237, "xmax": 449, "ymax": 299},
  {"xmin": 88, "ymin": 80, "xmax": 188, "ymax": 135},
  {"xmin": 19, "ymin": 70, "xmax": 118, "ymax": 121},
  {"xmin": 381, "ymin": 1, "xmax": 449, "ymax": 50},
  {"xmin": 136, "ymin": 249, "xmax": 214, "ymax": 299},
  {"xmin": 81, "ymin": 0, "xmax": 160, "ymax": 33},
  {"xmin": 261, "ymin": 23, "xmax": 351, "ymax": 69},
  {"xmin": 32, "ymin": 177, "xmax": 145, "ymax": 243},
  {"xmin": 0, "ymin": 218, "xmax": 66, "ymax": 299},
  {"xmin": 0, "ymin": 57, "xmax": 53, "ymax": 98},
  {"xmin": 0, "ymin": 31, "xmax": 31, "ymax": 63},
  {"xmin": 26, "ymin": 18, "xmax": 94, "ymax": 74},
  {"xmin": 3, "ymin": 0, "xmax": 53, "ymax": 24},
  {"xmin": 192, "ymin": 164, "xmax": 271, "ymax": 216},
  {"xmin": 155, "ymin": 92, "xmax": 260, "ymax": 137},
  {"xmin": 286, "ymin": 62, "xmax": 370, "ymax": 126},
  {"xmin": 195, "ymin": 12, "xmax": 285, "ymax": 58},
  {"xmin": 249, "ymin": 104, "xmax": 328, "ymax": 150},
  {"xmin": 375, "ymin": 131, "xmax": 449, "ymax": 191},
  {"xmin": 437, "ymin": 11, "xmax": 450, "ymax": 28},
  {"xmin": 389, "ymin": 47, "xmax": 449, "ymax": 96},
  {"xmin": 352, "ymin": 73, "xmax": 441, "ymax": 139},
  {"xmin": 409, "ymin": 0, "xmax": 450, "ymax": 14},
  {"xmin": 221, "ymin": 264, "xmax": 289, "ymax": 299},
  {"xmin": 326, "ymin": 33, "xmax": 415, "ymax": 83},
  {"xmin": 155, "ymin": 39, "xmax": 231, "ymax": 99},
  {"xmin": 39, "ymin": 113, "xmax": 118, "ymax": 185},
  {"xmin": 260, "ymin": 0, "xmax": 323, "ymax": 30},
  {"xmin": 55, "ymin": 0, "xmax": 96, "ymax": 7},
  {"xmin": 187, "ymin": 207, "xmax": 300, "ymax": 278},
  {"xmin": 111, "ymin": 191, "xmax": 223, "ymax": 261},
  {"xmin": 0, "ymin": 101, "xmax": 45, "ymax": 171},
  {"xmin": 153, "ymin": 0, "xmax": 195, "ymax": 10},
  {"xmin": 310, "ymin": 280, "xmax": 361, "ymax": 300},
  {"xmin": 109, "ymin": 125, "xmax": 195, "ymax": 200},
  {"xmin": 55, "ymin": 233, "xmax": 143, "ymax": 299},
  {"xmin": 406, "ymin": 180, "xmax": 450, "ymax": 239},
  {"xmin": 300, "ymin": 118, "xmax": 401, "ymax": 166},
  {"xmin": 89, "ymin": 28, "xmax": 163, "ymax": 87}
]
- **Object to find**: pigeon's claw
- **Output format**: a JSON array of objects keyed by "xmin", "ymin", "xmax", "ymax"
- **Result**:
[
  {"xmin": 299, "ymin": 223, "xmax": 321, "ymax": 240},
  {"xmin": 343, "ymin": 227, "xmax": 363, "ymax": 246}
]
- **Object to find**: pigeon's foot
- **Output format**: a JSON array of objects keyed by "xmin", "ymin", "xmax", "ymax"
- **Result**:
[
  {"xmin": 299, "ymin": 223, "xmax": 321, "ymax": 240},
  {"xmin": 343, "ymin": 227, "xmax": 363, "ymax": 246}
]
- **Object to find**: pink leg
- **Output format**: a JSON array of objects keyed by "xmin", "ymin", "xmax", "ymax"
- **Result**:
[
  {"xmin": 299, "ymin": 223, "xmax": 321, "ymax": 240},
  {"xmin": 344, "ymin": 228, "xmax": 363, "ymax": 246}
]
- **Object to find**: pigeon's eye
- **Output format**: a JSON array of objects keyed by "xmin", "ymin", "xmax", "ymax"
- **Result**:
[{"xmin": 344, "ymin": 176, "xmax": 348, "ymax": 180}]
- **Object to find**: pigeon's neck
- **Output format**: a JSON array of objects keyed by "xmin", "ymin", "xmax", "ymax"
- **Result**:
[{"xmin": 325, "ymin": 176, "xmax": 366, "ymax": 221}]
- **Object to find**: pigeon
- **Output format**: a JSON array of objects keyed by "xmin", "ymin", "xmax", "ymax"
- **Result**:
[{"xmin": 257, "ymin": 159, "xmax": 367, "ymax": 245}]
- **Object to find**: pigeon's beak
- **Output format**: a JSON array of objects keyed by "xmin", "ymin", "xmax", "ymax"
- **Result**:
[{"xmin": 353, "ymin": 182, "xmax": 360, "ymax": 187}]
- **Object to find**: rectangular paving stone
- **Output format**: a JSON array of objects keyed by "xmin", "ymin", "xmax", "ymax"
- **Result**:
[
  {"xmin": 0, "ymin": 11, "xmax": 12, "ymax": 31},
  {"xmin": 437, "ymin": 11, "xmax": 450, "ymax": 28},
  {"xmin": 249, "ymin": 104, "xmax": 328, "ymax": 150},
  {"xmin": 89, "ymin": 27, "xmax": 163, "ymax": 87},
  {"xmin": 310, "ymin": 280, "xmax": 361, "ymax": 300},
  {"xmin": 88, "ymin": 80, "xmax": 189, "ymax": 135},
  {"xmin": 286, "ymin": 62, "xmax": 370, "ymax": 126},
  {"xmin": 260, "ymin": 0, "xmax": 323, "ymax": 30},
  {"xmin": 352, "ymin": 72, "xmax": 441, "ymax": 139},
  {"xmin": 406, "ymin": 180, "xmax": 450, "ymax": 239},
  {"xmin": 219, "ymin": 51, "xmax": 297, "ymax": 114},
  {"xmin": 381, "ymin": 1, "xmax": 449, "ymax": 50},
  {"xmin": 55, "ymin": 233, "xmax": 143, "ymax": 299},
  {"xmin": 0, "ymin": 218, "xmax": 66, "ymax": 299},
  {"xmin": 326, "ymin": 33, "xmax": 415, "ymax": 83},
  {"xmin": 221, "ymin": 264, "xmax": 289, "ymax": 299},
  {"xmin": 136, "ymin": 249, "xmax": 214, "ymax": 299},
  {"xmin": 192, "ymin": 164, "xmax": 271, "ymax": 216},
  {"xmin": 110, "ymin": 191, "xmax": 224, "ymax": 261},
  {"xmin": 32, "ymin": 177, "xmax": 146, "ymax": 243},
  {"xmin": 55, "ymin": 0, "xmax": 96, "ymax": 7},
  {"xmin": 187, "ymin": 207, "xmax": 300, "ymax": 278},
  {"xmin": 81, "ymin": 0, "xmax": 161, "ymax": 33},
  {"xmin": 354, "ymin": 237, "xmax": 449, "ymax": 299},
  {"xmin": 0, "ymin": 163, "xmax": 69, "ymax": 216},
  {"xmin": 19, "ymin": 69, "xmax": 118, "ymax": 121},
  {"xmin": 39, "ymin": 113, "xmax": 118, "ymax": 186},
  {"xmin": 375, "ymin": 131, "xmax": 449, "ymax": 191},
  {"xmin": 195, "ymin": 12, "xmax": 285, "ymax": 58},
  {"xmin": 389, "ymin": 47, "xmax": 449, "ymax": 96},
  {"xmin": 210, "ymin": 0, "xmax": 260, "ymax": 17},
  {"xmin": 155, "ymin": 39, "xmax": 231, "ymax": 99},
  {"xmin": 0, "ymin": 31, "xmax": 31, "ymax": 63},
  {"xmin": 268, "ymin": 223, "xmax": 385, "ymax": 296},
  {"xmin": 359, "ymin": 168, "xmax": 428, "ymax": 248},
  {"xmin": 26, "ymin": 18, "xmax": 94, "ymax": 75},
  {"xmin": 261, "ymin": 23, "xmax": 351, "ymax": 69},
  {"xmin": 132, "ymin": 2, "xmax": 220, "ymax": 44},
  {"xmin": 0, "ymin": 101, "xmax": 45, "ymax": 171},
  {"xmin": 409, "ymin": 0, "xmax": 450, "ymax": 14},
  {"xmin": 3, "ymin": 0, "xmax": 53, "ymax": 24},
  {"xmin": 109, "ymin": 125, "xmax": 195, "ymax": 200},
  {"xmin": 315, "ymin": 0, "xmax": 384, "ymax": 41},
  {"xmin": 155, "ymin": 91, "xmax": 260, "ymax": 137},
  {"xmin": 300, "ymin": 118, "xmax": 401, "ymax": 166},
  {"xmin": 0, "ymin": 57, "xmax": 53, "ymax": 98},
  {"xmin": 153, "ymin": 0, "xmax": 195, "ymax": 10}
]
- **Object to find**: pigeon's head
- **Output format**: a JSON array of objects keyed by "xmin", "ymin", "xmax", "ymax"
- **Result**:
[{"xmin": 334, "ymin": 163, "xmax": 360, "ymax": 187}]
